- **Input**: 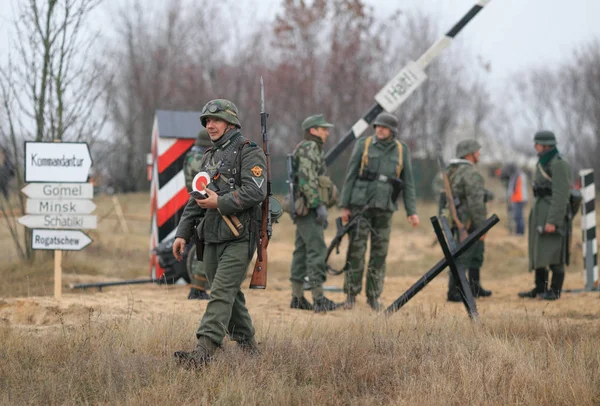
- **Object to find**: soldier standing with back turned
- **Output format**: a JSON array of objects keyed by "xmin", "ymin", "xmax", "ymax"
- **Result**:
[
  {"xmin": 519, "ymin": 131, "xmax": 571, "ymax": 301},
  {"xmin": 445, "ymin": 140, "xmax": 492, "ymax": 302},
  {"xmin": 339, "ymin": 112, "xmax": 419, "ymax": 311},
  {"xmin": 172, "ymin": 99, "xmax": 267, "ymax": 367},
  {"xmin": 289, "ymin": 114, "xmax": 341, "ymax": 313},
  {"xmin": 183, "ymin": 128, "xmax": 212, "ymax": 300}
]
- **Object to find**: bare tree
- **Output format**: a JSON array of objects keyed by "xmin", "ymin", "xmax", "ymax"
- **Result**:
[{"xmin": 0, "ymin": 0, "xmax": 106, "ymax": 261}]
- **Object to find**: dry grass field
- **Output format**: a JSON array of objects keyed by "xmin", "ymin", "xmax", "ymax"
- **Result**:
[{"xmin": 0, "ymin": 190, "xmax": 599, "ymax": 405}]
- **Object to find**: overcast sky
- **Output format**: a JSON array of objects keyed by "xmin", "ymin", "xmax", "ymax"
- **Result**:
[{"xmin": 1, "ymin": 0, "xmax": 599, "ymax": 96}]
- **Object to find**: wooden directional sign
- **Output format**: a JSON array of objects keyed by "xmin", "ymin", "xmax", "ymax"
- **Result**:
[
  {"xmin": 18, "ymin": 214, "xmax": 97, "ymax": 229},
  {"xmin": 21, "ymin": 183, "xmax": 94, "ymax": 199},
  {"xmin": 32, "ymin": 229, "xmax": 93, "ymax": 251},
  {"xmin": 24, "ymin": 142, "xmax": 92, "ymax": 183},
  {"xmin": 26, "ymin": 199, "xmax": 96, "ymax": 215}
]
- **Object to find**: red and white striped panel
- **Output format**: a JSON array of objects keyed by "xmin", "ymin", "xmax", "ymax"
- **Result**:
[{"xmin": 149, "ymin": 117, "xmax": 194, "ymax": 279}]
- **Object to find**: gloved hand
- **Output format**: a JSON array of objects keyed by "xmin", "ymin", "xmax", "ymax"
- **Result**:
[{"xmin": 315, "ymin": 204, "xmax": 329, "ymax": 229}]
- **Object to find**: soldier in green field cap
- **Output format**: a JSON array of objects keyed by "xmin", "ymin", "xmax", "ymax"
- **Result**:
[
  {"xmin": 519, "ymin": 130, "xmax": 572, "ymax": 301},
  {"xmin": 445, "ymin": 139, "xmax": 492, "ymax": 302},
  {"xmin": 289, "ymin": 114, "xmax": 341, "ymax": 313},
  {"xmin": 183, "ymin": 128, "xmax": 212, "ymax": 300},
  {"xmin": 172, "ymin": 99, "xmax": 267, "ymax": 367},
  {"xmin": 339, "ymin": 112, "xmax": 419, "ymax": 311}
]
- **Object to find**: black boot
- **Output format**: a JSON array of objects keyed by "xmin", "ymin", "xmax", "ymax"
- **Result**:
[
  {"xmin": 237, "ymin": 337, "xmax": 260, "ymax": 355},
  {"xmin": 188, "ymin": 288, "xmax": 210, "ymax": 300},
  {"xmin": 447, "ymin": 289, "xmax": 462, "ymax": 302},
  {"xmin": 290, "ymin": 296, "xmax": 313, "ymax": 310},
  {"xmin": 518, "ymin": 268, "xmax": 548, "ymax": 298},
  {"xmin": 367, "ymin": 297, "xmax": 384, "ymax": 312},
  {"xmin": 343, "ymin": 294, "xmax": 356, "ymax": 310},
  {"xmin": 313, "ymin": 296, "xmax": 342, "ymax": 313},
  {"xmin": 174, "ymin": 336, "xmax": 219, "ymax": 369},
  {"xmin": 542, "ymin": 268, "xmax": 564, "ymax": 301},
  {"xmin": 468, "ymin": 268, "xmax": 492, "ymax": 298},
  {"xmin": 447, "ymin": 270, "xmax": 465, "ymax": 302}
]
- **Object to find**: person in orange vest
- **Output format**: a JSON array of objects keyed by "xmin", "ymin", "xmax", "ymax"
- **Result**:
[{"xmin": 504, "ymin": 163, "xmax": 529, "ymax": 235}]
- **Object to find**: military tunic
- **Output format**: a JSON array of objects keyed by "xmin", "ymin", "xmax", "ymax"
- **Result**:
[
  {"xmin": 289, "ymin": 135, "xmax": 330, "ymax": 298},
  {"xmin": 340, "ymin": 135, "xmax": 417, "ymax": 299},
  {"xmin": 528, "ymin": 150, "xmax": 571, "ymax": 269},
  {"xmin": 175, "ymin": 128, "xmax": 267, "ymax": 346}
]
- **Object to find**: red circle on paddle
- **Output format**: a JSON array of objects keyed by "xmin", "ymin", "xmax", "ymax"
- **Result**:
[{"xmin": 192, "ymin": 172, "xmax": 210, "ymax": 194}]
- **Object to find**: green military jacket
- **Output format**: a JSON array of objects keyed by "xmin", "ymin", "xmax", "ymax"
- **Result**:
[
  {"xmin": 175, "ymin": 129, "xmax": 267, "ymax": 244},
  {"xmin": 340, "ymin": 135, "xmax": 417, "ymax": 214},
  {"xmin": 528, "ymin": 149, "xmax": 571, "ymax": 269},
  {"xmin": 447, "ymin": 159, "xmax": 487, "ymax": 230},
  {"xmin": 294, "ymin": 135, "xmax": 326, "ymax": 209}
]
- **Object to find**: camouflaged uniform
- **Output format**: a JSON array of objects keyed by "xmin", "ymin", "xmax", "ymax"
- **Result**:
[
  {"xmin": 289, "ymin": 133, "xmax": 330, "ymax": 300},
  {"xmin": 183, "ymin": 130, "xmax": 212, "ymax": 295},
  {"xmin": 175, "ymin": 107, "xmax": 266, "ymax": 352},
  {"xmin": 340, "ymin": 131, "xmax": 417, "ymax": 302},
  {"xmin": 444, "ymin": 139, "xmax": 491, "ymax": 300},
  {"xmin": 447, "ymin": 159, "xmax": 487, "ymax": 267}
]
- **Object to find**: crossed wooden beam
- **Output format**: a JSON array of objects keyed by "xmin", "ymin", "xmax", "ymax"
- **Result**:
[{"xmin": 385, "ymin": 214, "xmax": 500, "ymax": 319}]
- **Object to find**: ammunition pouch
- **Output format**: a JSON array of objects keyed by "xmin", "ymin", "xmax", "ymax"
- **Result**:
[
  {"xmin": 318, "ymin": 175, "xmax": 338, "ymax": 208},
  {"xmin": 484, "ymin": 189, "xmax": 494, "ymax": 203}
]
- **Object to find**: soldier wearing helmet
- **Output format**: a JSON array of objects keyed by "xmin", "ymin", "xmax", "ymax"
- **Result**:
[
  {"xmin": 339, "ymin": 112, "xmax": 419, "ymax": 311},
  {"xmin": 172, "ymin": 99, "xmax": 267, "ymax": 366},
  {"xmin": 518, "ymin": 131, "xmax": 572, "ymax": 301},
  {"xmin": 289, "ymin": 113, "xmax": 342, "ymax": 313},
  {"xmin": 183, "ymin": 128, "xmax": 212, "ymax": 301},
  {"xmin": 444, "ymin": 139, "xmax": 492, "ymax": 302}
]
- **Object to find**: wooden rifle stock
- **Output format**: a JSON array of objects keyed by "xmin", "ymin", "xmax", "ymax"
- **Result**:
[{"xmin": 250, "ymin": 200, "xmax": 268, "ymax": 289}]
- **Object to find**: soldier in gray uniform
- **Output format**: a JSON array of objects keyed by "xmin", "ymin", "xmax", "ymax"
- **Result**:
[
  {"xmin": 172, "ymin": 99, "xmax": 267, "ymax": 367},
  {"xmin": 445, "ymin": 140, "xmax": 492, "ymax": 302},
  {"xmin": 519, "ymin": 131, "xmax": 572, "ymax": 300}
]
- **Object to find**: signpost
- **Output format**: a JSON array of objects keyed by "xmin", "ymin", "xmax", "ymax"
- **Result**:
[
  {"xmin": 24, "ymin": 142, "xmax": 92, "ymax": 183},
  {"xmin": 25, "ymin": 199, "xmax": 96, "ymax": 215},
  {"xmin": 19, "ymin": 141, "xmax": 97, "ymax": 298},
  {"xmin": 32, "ymin": 229, "xmax": 93, "ymax": 251},
  {"xmin": 21, "ymin": 183, "xmax": 94, "ymax": 199}
]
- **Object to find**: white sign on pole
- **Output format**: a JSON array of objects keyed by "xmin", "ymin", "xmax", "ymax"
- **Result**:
[
  {"xmin": 24, "ymin": 142, "xmax": 92, "ymax": 183},
  {"xmin": 21, "ymin": 183, "xmax": 94, "ymax": 199},
  {"xmin": 18, "ymin": 214, "xmax": 97, "ymax": 229},
  {"xmin": 374, "ymin": 61, "xmax": 428, "ymax": 112},
  {"xmin": 26, "ymin": 199, "xmax": 96, "ymax": 214},
  {"xmin": 32, "ymin": 229, "xmax": 93, "ymax": 251}
]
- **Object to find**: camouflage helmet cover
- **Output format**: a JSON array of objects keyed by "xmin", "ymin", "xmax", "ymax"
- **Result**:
[
  {"xmin": 456, "ymin": 139, "xmax": 481, "ymax": 158},
  {"xmin": 372, "ymin": 112, "xmax": 398, "ymax": 134},
  {"xmin": 200, "ymin": 99, "xmax": 241, "ymax": 128},
  {"xmin": 195, "ymin": 128, "xmax": 211, "ymax": 147},
  {"xmin": 533, "ymin": 130, "xmax": 556, "ymax": 146}
]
